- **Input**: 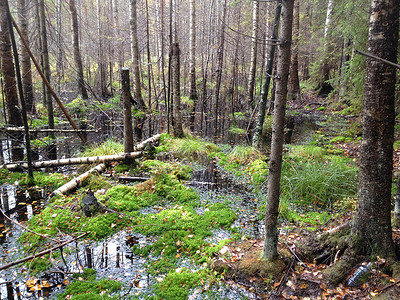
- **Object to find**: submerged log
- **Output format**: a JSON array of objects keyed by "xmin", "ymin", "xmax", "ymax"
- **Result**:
[
  {"xmin": 0, "ymin": 133, "xmax": 161, "ymax": 170},
  {"xmin": 49, "ymin": 163, "xmax": 107, "ymax": 197}
]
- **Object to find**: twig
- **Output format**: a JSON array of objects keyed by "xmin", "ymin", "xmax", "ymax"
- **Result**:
[
  {"xmin": 355, "ymin": 49, "xmax": 400, "ymax": 70},
  {"xmin": 376, "ymin": 279, "xmax": 400, "ymax": 293},
  {"xmin": 0, "ymin": 207, "xmax": 59, "ymax": 243},
  {"xmin": 0, "ymin": 233, "xmax": 88, "ymax": 271}
]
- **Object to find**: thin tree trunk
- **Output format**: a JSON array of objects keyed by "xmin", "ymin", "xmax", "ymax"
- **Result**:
[
  {"xmin": 17, "ymin": 0, "xmax": 34, "ymax": 113},
  {"xmin": 252, "ymin": 1, "xmax": 282, "ymax": 149},
  {"xmin": 56, "ymin": 0, "xmax": 63, "ymax": 93},
  {"xmin": 189, "ymin": 0, "xmax": 198, "ymax": 133},
  {"xmin": 96, "ymin": 0, "xmax": 108, "ymax": 97},
  {"xmin": 247, "ymin": 0, "xmax": 259, "ymax": 109},
  {"xmin": 130, "ymin": 0, "xmax": 147, "ymax": 141},
  {"xmin": 351, "ymin": 0, "xmax": 399, "ymax": 258},
  {"xmin": 0, "ymin": 0, "xmax": 24, "ymax": 162},
  {"xmin": 213, "ymin": 0, "xmax": 227, "ymax": 142},
  {"xmin": 288, "ymin": 0, "xmax": 300, "ymax": 99},
  {"xmin": 263, "ymin": 0, "xmax": 294, "ymax": 261},
  {"xmin": 145, "ymin": 0, "xmax": 153, "ymax": 136},
  {"xmin": 171, "ymin": 43, "xmax": 183, "ymax": 137},
  {"xmin": 121, "ymin": 68, "xmax": 134, "ymax": 153},
  {"xmin": 69, "ymin": 0, "xmax": 88, "ymax": 100}
]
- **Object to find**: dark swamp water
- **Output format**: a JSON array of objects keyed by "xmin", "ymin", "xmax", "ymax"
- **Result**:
[{"xmin": 0, "ymin": 161, "xmax": 268, "ymax": 299}]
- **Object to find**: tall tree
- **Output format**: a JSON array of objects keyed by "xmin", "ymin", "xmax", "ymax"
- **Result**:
[
  {"xmin": 96, "ymin": 0, "xmax": 108, "ymax": 96},
  {"xmin": 351, "ymin": 0, "xmax": 399, "ymax": 258},
  {"xmin": 213, "ymin": 0, "xmax": 227, "ymax": 142},
  {"xmin": 130, "ymin": 0, "xmax": 147, "ymax": 141},
  {"xmin": 252, "ymin": 1, "xmax": 282, "ymax": 149},
  {"xmin": 69, "ymin": 0, "xmax": 88, "ymax": 100},
  {"xmin": 0, "ymin": 0, "xmax": 24, "ymax": 161},
  {"xmin": 263, "ymin": 0, "xmax": 294, "ymax": 260},
  {"xmin": 17, "ymin": 0, "xmax": 34, "ymax": 113},
  {"xmin": 288, "ymin": 0, "xmax": 300, "ymax": 99},
  {"xmin": 171, "ymin": 43, "xmax": 183, "ymax": 137},
  {"xmin": 188, "ymin": 0, "xmax": 198, "ymax": 132},
  {"xmin": 247, "ymin": 0, "xmax": 259, "ymax": 109}
]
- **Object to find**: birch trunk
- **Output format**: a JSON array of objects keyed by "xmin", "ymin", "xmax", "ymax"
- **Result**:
[
  {"xmin": 130, "ymin": 0, "xmax": 147, "ymax": 141},
  {"xmin": 247, "ymin": 0, "xmax": 259, "ymax": 109}
]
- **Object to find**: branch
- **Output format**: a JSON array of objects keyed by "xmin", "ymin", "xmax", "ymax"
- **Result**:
[
  {"xmin": 355, "ymin": 49, "xmax": 400, "ymax": 70},
  {"xmin": 0, "ymin": 233, "xmax": 88, "ymax": 271}
]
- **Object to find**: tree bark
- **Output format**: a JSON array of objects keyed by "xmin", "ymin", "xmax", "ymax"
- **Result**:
[
  {"xmin": 0, "ymin": 0, "xmax": 24, "ymax": 162},
  {"xmin": 213, "ymin": 0, "xmax": 227, "ymax": 142},
  {"xmin": 247, "ymin": 0, "xmax": 259, "ymax": 109},
  {"xmin": 171, "ymin": 43, "xmax": 183, "ymax": 137},
  {"xmin": 39, "ymin": 0, "xmax": 56, "ymax": 160},
  {"xmin": 252, "ymin": 1, "xmax": 282, "ymax": 149},
  {"xmin": 17, "ymin": 0, "xmax": 34, "ymax": 113},
  {"xmin": 263, "ymin": 0, "xmax": 294, "ymax": 261},
  {"xmin": 351, "ymin": 0, "xmax": 399, "ymax": 258},
  {"xmin": 69, "ymin": 0, "xmax": 88, "ymax": 100},
  {"xmin": 130, "ymin": 0, "xmax": 147, "ymax": 141},
  {"xmin": 288, "ymin": 0, "xmax": 300, "ymax": 99},
  {"xmin": 121, "ymin": 68, "xmax": 134, "ymax": 153},
  {"xmin": 189, "ymin": 0, "xmax": 198, "ymax": 132}
]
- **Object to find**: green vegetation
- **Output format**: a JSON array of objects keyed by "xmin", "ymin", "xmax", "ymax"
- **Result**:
[
  {"xmin": 81, "ymin": 139, "xmax": 124, "ymax": 157},
  {"xmin": 0, "ymin": 171, "xmax": 70, "ymax": 189},
  {"xmin": 57, "ymin": 268, "xmax": 122, "ymax": 300}
]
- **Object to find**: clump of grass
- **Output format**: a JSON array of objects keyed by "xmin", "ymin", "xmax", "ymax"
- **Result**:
[
  {"xmin": 281, "ymin": 155, "xmax": 358, "ymax": 207},
  {"xmin": 228, "ymin": 145, "xmax": 265, "ymax": 165},
  {"xmin": 287, "ymin": 145, "xmax": 326, "ymax": 160},
  {"xmin": 156, "ymin": 134, "xmax": 221, "ymax": 161},
  {"xmin": 81, "ymin": 139, "xmax": 124, "ymax": 157}
]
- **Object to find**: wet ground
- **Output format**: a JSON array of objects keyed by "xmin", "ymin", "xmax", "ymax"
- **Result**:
[{"xmin": 0, "ymin": 162, "xmax": 266, "ymax": 299}]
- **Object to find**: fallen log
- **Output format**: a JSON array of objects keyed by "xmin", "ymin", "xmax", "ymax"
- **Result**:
[
  {"xmin": 1, "ymin": 127, "xmax": 98, "ymax": 133},
  {"xmin": 0, "ymin": 232, "xmax": 88, "ymax": 271},
  {"xmin": 0, "ymin": 134, "xmax": 160, "ymax": 170},
  {"xmin": 49, "ymin": 163, "xmax": 107, "ymax": 197},
  {"xmin": 0, "ymin": 151, "xmax": 143, "ymax": 170}
]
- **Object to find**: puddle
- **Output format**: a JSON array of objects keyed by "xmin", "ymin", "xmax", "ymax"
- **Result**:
[{"xmin": 0, "ymin": 162, "xmax": 266, "ymax": 299}]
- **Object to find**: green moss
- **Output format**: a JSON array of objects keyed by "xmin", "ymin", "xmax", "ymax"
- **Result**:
[
  {"xmin": 153, "ymin": 268, "xmax": 212, "ymax": 300},
  {"xmin": 248, "ymin": 159, "xmax": 269, "ymax": 185},
  {"xmin": 58, "ymin": 268, "xmax": 122, "ymax": 300},
  {"xmin": 82, "ymin": 174, "xmax": 112, "ymax": 191}
]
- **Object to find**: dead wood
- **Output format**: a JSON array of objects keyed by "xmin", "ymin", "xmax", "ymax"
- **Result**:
[
  {"xmin": 1, "ymin": 127, "xmax": 97, "ymax": 133},
  {"xmin": 49, "ymin": 163, "xmax": 107, "ymax": 197},
  {"xmin": 0, "ymin": 232, "xmax": 88, "ymax": 271},
  {"xmin": 0, "ymin": 151, "xmax": 143, "ymax": 170}
]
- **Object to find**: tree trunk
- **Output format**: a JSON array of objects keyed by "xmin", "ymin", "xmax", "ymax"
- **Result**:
[
  {"xmin": 288, "ymin": 0, "xmax": 300, "ymax": 99},
  {"xmin": 171, "ymin": 43, "xmax": 183, "ymax": 137},
  {"xmin": 130, "ymin": 0, "xmax": 147, "ymax": 141},
  {"xmin": 17, "ymin": 0, "xmax": 34, "ymax": 114},
  {"xmin": 247, "ymin": 0, "xmax": 259, "ymax": 109},
  {"xmin": 96, "ymin": 0, "xmax": 108, "ymax": 97},
  {"xmin": 319, "ymin": 0, "xmax": 334, "ymax": 94},
  {"xmin": 69, "ymin": 0, "xmax": 88, "ymax": 100},
  {"xmin": 263, "ymin": 0, "xmax": 294, "ymax": 261},
  {"xmin": 189, "ymin": 0, "xmax": 198, "ymax": 133},
  {"xmin": 0, "ymin": 0, "xmax": 24, "ymax": 161},
  {"xmin": 121, "ymin": 68, "xmax": 134, "ymax": 153},
  {"xmin": 252, "ymin": 1, "xmax": 282, "ymax": 149},
  {"xmin": 213, "ymin": 0, "xmax": 227, "ymax": 142},
  {"xmin": 351, "ymin": 0, "xmax": 399, "ymax": 258}
]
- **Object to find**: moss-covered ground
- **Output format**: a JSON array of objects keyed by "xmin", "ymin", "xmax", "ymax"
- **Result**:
[{"xmin": 2, "ymin": 118, "xmax": 400, "ymax": 299}]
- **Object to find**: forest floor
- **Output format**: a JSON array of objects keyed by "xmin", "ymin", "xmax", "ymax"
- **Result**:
[{"xmin": 2, "ymin": 93, "xmax": 400, "ymax": 299}]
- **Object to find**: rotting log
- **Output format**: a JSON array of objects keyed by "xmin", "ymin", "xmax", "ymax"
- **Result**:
[
  {"xmin": 0, "ymin": 151, "xmax": 143, "ymax": 170},
  {"xmin": 0, "ymin": 232, "xmax": 88, "ymax": 271},
  {"xmin": 49, "ymin": 163, "xmax": 107, "ymax": 197},
  {"xmin": 0, "ymin": 134, "xmax": 161, "ymax": 170},
  {"xmin": 1, "ymin": 127, "xmax": 98, "ymax": 133}
]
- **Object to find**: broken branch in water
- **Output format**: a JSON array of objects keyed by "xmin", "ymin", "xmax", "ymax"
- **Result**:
[{"xmin": 0, "ymin": 232, "xmax": 88, "ymax": 271}]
